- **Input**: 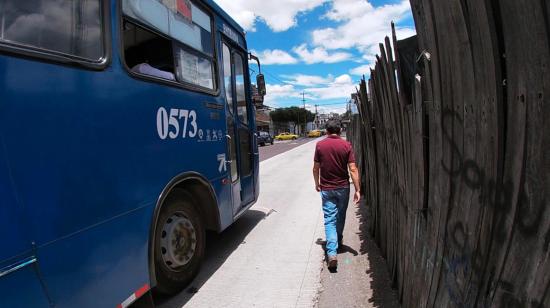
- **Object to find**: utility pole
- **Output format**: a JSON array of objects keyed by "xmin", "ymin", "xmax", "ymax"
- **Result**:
[
  {"xmin": 314, "ymin": 104, "xmax": 318, "ymax": 130},
  {"xmin": 301, "ymin": 91, "xmax": 306, "ymax": 136}
]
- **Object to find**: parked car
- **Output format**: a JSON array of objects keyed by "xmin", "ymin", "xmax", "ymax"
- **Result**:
[
  {"xmin": 308, "ymin": 130, "xmax": 322, "ymax": 138},
  {"xmin": 257, "ymin": 131, "xmax": 274, "ymax": 146},
  {"xmin": 274, "ymin": 132, "xmax": 298, "ymax": 140}
]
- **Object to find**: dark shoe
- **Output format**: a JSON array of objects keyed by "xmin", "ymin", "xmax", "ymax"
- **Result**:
[
  {"xmin": 336, "ymin": 240, "xmax": 344, "ymax": 253},
  {"xmin": 327, "ymin": 256, "xmax": 338, "ymax": 269}
]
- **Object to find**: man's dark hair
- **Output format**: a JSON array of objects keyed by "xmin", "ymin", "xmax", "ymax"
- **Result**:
[{"xmin": 325, "ymin": 120, "xmax": 341, "ymax": 135}]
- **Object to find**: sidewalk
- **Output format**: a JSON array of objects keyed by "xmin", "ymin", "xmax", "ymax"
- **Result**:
[
  {"xmin": 159, "ymin": 138, "xmax": 400, "ymax": 308},
  {"xmin": 160, "ymin": 139, "xmax": 325, "ymax": 308},
  {"xmin": 316, "ymin": 198, "xmax": 401, "ymax": 308}
]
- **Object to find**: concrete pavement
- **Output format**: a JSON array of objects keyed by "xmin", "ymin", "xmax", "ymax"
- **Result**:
[
  {"xmin": 159, "ymin": 137, "xmax": 400, "ymax": 308},
  {"xmin": 316, "ymin": 199, "xmax": 400, "ymax": 308},
  {"xmin": 160, "ymin": 138, "xmax": 325, "ymax": 308}
]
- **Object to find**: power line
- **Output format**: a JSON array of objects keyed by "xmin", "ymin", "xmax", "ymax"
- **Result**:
[
  {"xmin": 314, "ymin": 101, "xmax": 350, "ymax": 106},
  {"xmin": 262, "ymin": 69, "xmax": 291, "ymax": 85}
]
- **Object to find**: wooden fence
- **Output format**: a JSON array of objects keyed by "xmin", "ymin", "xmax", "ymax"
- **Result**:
[{"xmin": 348, "ymin": 1, "xmax": 549, "ymax": 307}]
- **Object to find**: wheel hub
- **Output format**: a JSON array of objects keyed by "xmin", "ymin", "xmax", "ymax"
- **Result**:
[{"xmin": 160, "ymin": 212, "xmax": 197, "ymax": 269}]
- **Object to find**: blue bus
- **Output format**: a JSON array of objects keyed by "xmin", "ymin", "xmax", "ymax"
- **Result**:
[{"xmin": 0, "ymin": 0, "xmax": 265, "ymax": 307}]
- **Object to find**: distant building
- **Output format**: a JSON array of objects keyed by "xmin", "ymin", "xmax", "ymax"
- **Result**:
[
  {"xmin": 315, "ymin": 113, "xmax": 330, "ymax": 129},
  {"xmin": 314, "ymin": 112, "xmax": 342, "ymax": 129},
  {"xmin": 255, "ymin": 108, "xmax": 272, "ymax": 134}
]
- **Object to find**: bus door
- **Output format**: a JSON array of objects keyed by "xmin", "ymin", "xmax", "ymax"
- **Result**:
[{"xmin": 222, "ymin": 42, "xmax": 256, "ymax": 215}]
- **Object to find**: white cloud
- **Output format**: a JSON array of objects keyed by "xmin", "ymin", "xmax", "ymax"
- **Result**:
[
  {"xmin": 349, "ymin": 64, "xmax": 373, "ymax": 76},
  {"xmin": 253, "ymin": 49, "xmax": 298, "ymax": 65},
  {"xmin": 304, "ymin": 74, "xmax": 356, "ymax": 100},
  {"xmin": 262, "ymin": 74, "xmax": 356, "ymax": 107},
  {"xmin": 266, "ymin": 84, "xmax": 299, "ymax": 97},
  {"xmin": 312, "ymin": 0, "xmax": 416, "ymax": 57},
  {"xmin": 213, "ymin": 0, "xmax": 326, "ymax": 32},
  {"xmin": 293, "ymin": 44, "xmax": 353, "ymax": 64},
  {"xmin": 317, "ymin": 105, "xmax": 348, "ymax": 115},
  {"xmin": 263, "ymin": 83, "xmax": 301, "ymax": 106},
  {"xmin": 281, "ymin": 74, "xmax": 334, "ymax": 86}
]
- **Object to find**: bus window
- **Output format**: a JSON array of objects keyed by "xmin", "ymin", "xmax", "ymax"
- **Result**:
[
  {"xmin": 0, "ymin": 0, "xmax": 103, "ymax": 61},
  {"xmin": 222, "ymin": 44, "xmax": 234, "ymax": 113},
  {"xmin": 123, "ymin": 0, "xmax": 213, "ymax": 55},
  {"xmin": 123, "ymin": 22, "xmax": 175, "ymax": 81},
  {"xmin": 174, "ymin": 45, "xmax": 214, "ymax": 89},
  {"xmin": 233, "ymin": 54, "xmax": 248, "ymax": 125},
  {"xmin": 222, "ymin": 43, "xmax": 238, "ymax": 182},
  {"xmin": 122, "ymin": 0, "xmax": 216, "ymax": 90}
]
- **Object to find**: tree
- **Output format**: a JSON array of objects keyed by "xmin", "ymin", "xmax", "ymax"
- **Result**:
[
  {"xmin": 270, "ymin": 107, "xmax": 315, "ymax": 133},
  {"xmin": 340, "ymin": 110, "xmax": 352, "ymax": 121}
]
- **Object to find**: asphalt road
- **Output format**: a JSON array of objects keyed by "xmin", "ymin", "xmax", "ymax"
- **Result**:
[{"xmin": 259, "ymin": 137, "xmax": 317, "ymax": 162}]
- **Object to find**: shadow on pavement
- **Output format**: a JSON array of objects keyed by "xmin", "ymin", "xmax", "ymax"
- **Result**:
[
  {"xmin": 155, "ymin": 209, "xmax": 267, "ymax": 307},
  {"xmin": 356, "ymin": 200, "xmax": 401, "ymax": 308},
  {"xmin": 315, "ymin": 238, "xmax": 359, "ymax": 256}
]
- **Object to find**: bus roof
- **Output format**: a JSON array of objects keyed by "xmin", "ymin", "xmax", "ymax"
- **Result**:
[{"xmin": 202, "ymin": 0, "xmax": 245, "ymax": 35}]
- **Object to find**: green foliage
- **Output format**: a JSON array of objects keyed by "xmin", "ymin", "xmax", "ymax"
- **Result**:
[{"xmin": 270, "ymin": 106, "xmax": 315, "ymax": 124}]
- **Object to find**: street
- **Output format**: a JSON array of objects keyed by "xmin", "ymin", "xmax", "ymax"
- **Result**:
[
  {"xmin": 258, "ymin": 138, "xmax": 313, "ymax": 162},
  {"xmin": 158, "ymin": 137, "xmax": 398, "ymax": 308}
]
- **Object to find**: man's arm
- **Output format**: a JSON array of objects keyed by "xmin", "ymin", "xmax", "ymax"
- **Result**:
[
  {"xmin": 313, "ymin": 162, "xmax": 321, "ymax": 192},
  {"xmin": 348, "ymin": 162, "xmax": 361, "ymax": 204}
]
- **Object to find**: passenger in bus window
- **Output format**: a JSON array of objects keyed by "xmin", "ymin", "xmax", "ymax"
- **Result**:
[{"xmin": 131, "ymin": 62, "xmax": 175, "ymax": 81}]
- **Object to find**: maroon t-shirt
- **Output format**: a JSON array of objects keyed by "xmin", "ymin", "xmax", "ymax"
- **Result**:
[{"xmin": 314, "ymin": 135, "xmax": 356, "ymax": 190}]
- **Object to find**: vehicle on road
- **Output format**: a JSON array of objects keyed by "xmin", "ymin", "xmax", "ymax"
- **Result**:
[
  {"xmin": 275, "ymin": 132, "xmax": 299, "ymax": 140},
  {"xmin": 308, "ymin": 130, "xmax": 322, "ymax": 138},
  {"xmin": 0, "ymin": 1, "xmax": 265, "ymax": 307},
  {"xmin": 257, "ymin": 131, "xmax": 274, "ymax": 146}
]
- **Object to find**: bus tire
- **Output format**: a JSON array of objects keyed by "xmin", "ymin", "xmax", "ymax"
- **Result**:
[{"xmin": 153, "ymin": 189, "xmax": 205, "ymax": 295}]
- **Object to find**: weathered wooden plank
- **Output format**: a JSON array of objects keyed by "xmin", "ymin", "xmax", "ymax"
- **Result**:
[
  {"xmin": 490, "ymin": 1, "xmax": 550, "ymax": 307},
  {"xmin": 350, "ymin": 1, "xmax": 550, "ymax": 307}
]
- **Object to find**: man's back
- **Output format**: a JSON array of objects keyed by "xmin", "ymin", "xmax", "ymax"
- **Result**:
[{"xmin": 314, "ymin": 135, "xmax": 355, "ymax": 190}]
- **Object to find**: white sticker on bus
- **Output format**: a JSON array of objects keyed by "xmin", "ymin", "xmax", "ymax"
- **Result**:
[
  {"xmin": 156, "ymin": 107, "xmax": 198, "ymax": 140},
  {"xmin": 217, "ymin": 154, "xmax": 227, "ymax": 173}
]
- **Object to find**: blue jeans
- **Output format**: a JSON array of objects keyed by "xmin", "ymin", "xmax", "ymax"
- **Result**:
[{"xmin": 321, "ymin": 187, "xmax": 350, "ymax": 257}]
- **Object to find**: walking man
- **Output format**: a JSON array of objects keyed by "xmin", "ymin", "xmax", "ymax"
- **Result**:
[{"xmin": 313, "ymin": 120, "xmax": 361, "ymax": 270}]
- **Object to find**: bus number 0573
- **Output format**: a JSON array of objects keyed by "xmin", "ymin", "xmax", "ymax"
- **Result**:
[{"xmin": 156, "ymin": 107, "xmax": 198, "ymax": 140}]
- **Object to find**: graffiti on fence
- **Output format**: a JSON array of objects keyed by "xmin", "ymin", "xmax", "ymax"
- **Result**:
[{"xmin": 347, "ymin": 1, "xmax": 550, "ymax": 306}]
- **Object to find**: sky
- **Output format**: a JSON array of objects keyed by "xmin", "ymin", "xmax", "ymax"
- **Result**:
[{"xmin": 213, "ymin": 0, "xmax": 417, "ymax": 114}]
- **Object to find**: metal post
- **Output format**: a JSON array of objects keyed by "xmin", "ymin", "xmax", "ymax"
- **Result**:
[
  {"xmin": 314, "ymin": 104, "xmax": 318, "ymax": 129},
  {"xmin": 302, "ymin": 92, "xmax": 306, "ymax": 135}
]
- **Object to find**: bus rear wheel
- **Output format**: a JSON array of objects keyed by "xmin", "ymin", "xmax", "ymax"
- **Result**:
[{"xmin": 153, "ymin": 190, "xmax": 205, "ymax": 295}]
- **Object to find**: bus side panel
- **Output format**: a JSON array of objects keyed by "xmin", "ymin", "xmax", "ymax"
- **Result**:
[
  {"xmin": 36, "ymin": 205, "xmax": 153, "ymax": 308},
  {"xmin": 0, "ymin": 55, "xmax": 229, "ymax": 246},
  {"xmin": 0, "ymin": 70, "xmax": 51, "ymax": 308},
  {"xmin": 0, "ymin": 266, "xmax": 51, "ymax": 308},
  {"xmin": 0, "ymin": 139, "xmax": 30, "ymax": 263},
  {"xmin": 0, "ymin": 39, "xmax": 232, "ymax": 304},
  {"xmin": 214, "ymin": 178, "xmax": 235, "ymax": 231}
]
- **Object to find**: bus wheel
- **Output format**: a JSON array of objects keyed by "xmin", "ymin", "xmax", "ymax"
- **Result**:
[{"xmin": 153, "ymin": 190, "xmax": 205, "ymax": 295}]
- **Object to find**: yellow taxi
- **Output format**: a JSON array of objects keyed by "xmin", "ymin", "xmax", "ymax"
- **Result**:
[
  {"xmin": 274, "ymin": 132, "xmax": 298, "ymax": 140},
  {"xmin": 307, "ymin": 130, "xmax": 322, "ymax": 138}
]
